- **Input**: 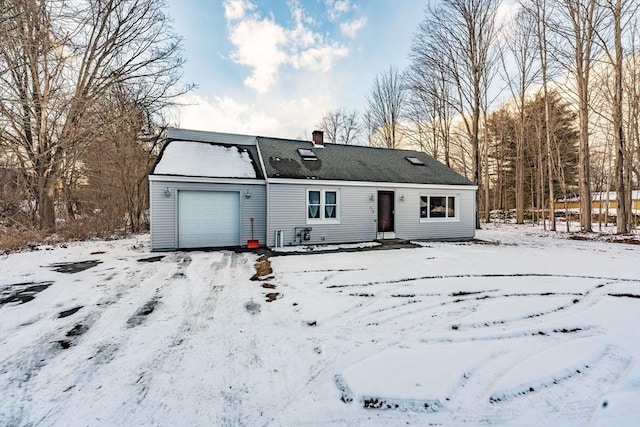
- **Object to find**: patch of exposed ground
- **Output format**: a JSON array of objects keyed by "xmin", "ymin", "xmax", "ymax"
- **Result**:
[
  {"xmin": 56, "ymin": 323, "xmax": 90, "ymax": 349},
  {"xmin": 0, "ymin": 281, "xmax": 54, "ymax": 306},
  {"xmin": 127, "ymin": 299, "xmax": 159, "ymax": 327},
  {"xmin": 138, "ymin": 256, "xmax": 165, "ymax": 263},
  {"xmin": 58, "ymin": 306, "xmax": 83, "ymax": 318},
  {"xmin": 253, "ymin": 259, "xmax": 272, "ymax": 279},
  {"xmin": 244, "ymin": 300, "xmax": 261, "ymax": 314},
  {"xmin": 568, "ymin": 233, "xmax": 640, "ymax": 245},
  {"xmin": 265, "ymin": 292, "xmax": 280, "ymax": 302},
  {"xmin": 49, "ymin": 260, "xmax": 102, "ymax": 273}
]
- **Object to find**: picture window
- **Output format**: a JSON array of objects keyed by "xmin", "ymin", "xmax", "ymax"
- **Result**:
[{"xmin": 420, "ymin": 196, "xmax": 456, "ymax": 219}]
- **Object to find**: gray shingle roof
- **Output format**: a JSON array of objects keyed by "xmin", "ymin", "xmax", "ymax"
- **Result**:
[{"xmin": 257, "ymin": 137, "xmax": 473, "ymax": 186}]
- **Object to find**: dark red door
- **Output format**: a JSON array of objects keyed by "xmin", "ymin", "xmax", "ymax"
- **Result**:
[{"xmin": 378, "ymin": 191, "xmax": 394, "ymax": 232}]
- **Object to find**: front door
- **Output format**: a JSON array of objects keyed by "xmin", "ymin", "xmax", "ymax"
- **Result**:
[{"xmin": 377, "ymin": 191, "xmax": 394, "ymax": 233}]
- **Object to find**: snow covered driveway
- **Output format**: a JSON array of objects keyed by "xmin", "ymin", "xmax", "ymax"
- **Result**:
[{"xmin": 1, "ymin": 228, "xmax": 639, "ymax": 426}]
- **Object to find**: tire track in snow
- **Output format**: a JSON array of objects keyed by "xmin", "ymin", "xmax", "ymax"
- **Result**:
[
  {"xmin": 483, "ymin": 345, "xmax": 632, "ymax": 426},
  {"xmin": 9, "ymin": 252, "xmax": 202, "ymax": 425},
  {"xmin": 0, "ymin": 255, "xmax": 169, "ymax": 425},
  {"xmin": 326, "ymin": 273, "xmax": 640, "ymax": 289}
]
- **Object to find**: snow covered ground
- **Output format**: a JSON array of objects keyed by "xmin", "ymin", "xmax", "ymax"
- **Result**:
[{"xmin": 1, "ymin": 225, "xmax": 639, "ymax": 426}]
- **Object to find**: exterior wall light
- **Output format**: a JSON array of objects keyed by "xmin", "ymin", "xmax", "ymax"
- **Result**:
[
  {"xmin": 369, "ymin": 194, "xmax": 374, "ymax": 201},
  {"xmin": 164, "ymin": 187, "xmax": 172, "ymax": 197},
  {"xmin": 245, "ymin": 190, "xmax": 252, "ymax": 198},
  {"xmin": 400, "ymin": 195, "xmax": 405, "ymax": 201}
]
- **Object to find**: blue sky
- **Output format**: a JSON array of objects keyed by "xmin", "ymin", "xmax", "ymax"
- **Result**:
[{"xmin": 167, "ymin": 0, "xmax": 426, "ymax": 139}]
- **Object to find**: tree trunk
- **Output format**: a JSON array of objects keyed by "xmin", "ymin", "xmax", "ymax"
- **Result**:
[
  {"xmin": 516, "ymin": 104, "xmax": 525, "ymax": 224},
  {"xmin": 38, "ymin": 178, "xmax": 56, "ymax": 230},
  {"xmin": 483, "ymin": 109, "xmax": 491, "ymax": 222},
  {"xmin": 544, "ymin": 93, "xmax": 556, "ymax": 231},
  {"xmin": 578, "ymin": 79, "xmax": 593, "ymax": 232},
  {"xmin": 613, "ymin": 0, "xmax": 627, "ymax": 233}
]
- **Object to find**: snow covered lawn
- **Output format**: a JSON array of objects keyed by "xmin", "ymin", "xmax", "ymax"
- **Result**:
[{"xmin": 1, "ymin": 226, "xmax": 639, "ymax": 426}]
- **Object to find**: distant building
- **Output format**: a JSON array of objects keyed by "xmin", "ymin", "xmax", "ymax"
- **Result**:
[{"xmin": 554, "ymin": 191, "xmax": 640, "ymax": 215}]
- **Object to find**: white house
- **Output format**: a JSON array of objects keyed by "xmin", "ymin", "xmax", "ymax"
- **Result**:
[{"xmin": 148, "ymin": 128, "xmax": 477, "ymax": 250}]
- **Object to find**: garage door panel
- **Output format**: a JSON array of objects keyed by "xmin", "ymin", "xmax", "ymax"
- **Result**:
[{"xmin": 178, "ymin": 191, "xmax": 240, "ymax": 248}]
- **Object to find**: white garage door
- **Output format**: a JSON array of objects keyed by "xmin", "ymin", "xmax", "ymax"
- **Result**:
[{"xmin": 178, "ymin": 191, "xmax": 240, "ymax": 248}]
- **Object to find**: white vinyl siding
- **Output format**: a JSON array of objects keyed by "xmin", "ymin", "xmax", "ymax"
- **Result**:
[
  {"xmin": 398, "ymin": 189, "xmax": 473, "ymax": 239},
  {"xmin": 269, "ymin": 184, "xmax": 375, "ymax": 246},
  {"xmin": 150, "ymin": 178, "xmax": 474, "ymax": 250},
  {"xmin": 267, "ymin": 184, "xmax": 475, "ymax": 247},
  {"xmin": 178, "ymin": 191, "xmax": 240, "ymax": 248}
]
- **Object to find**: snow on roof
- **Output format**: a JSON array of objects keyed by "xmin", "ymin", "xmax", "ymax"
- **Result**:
[{"xmin": 153, "ymin": 140, "xmax": 256, "ymax": 178}]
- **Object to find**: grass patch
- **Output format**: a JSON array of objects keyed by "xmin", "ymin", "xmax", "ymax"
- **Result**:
[{"xmin": 254, "ymin": 259, "xmax": 273, "ymax": 277}]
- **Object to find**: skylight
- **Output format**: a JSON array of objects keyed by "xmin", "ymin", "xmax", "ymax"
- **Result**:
[
  {"xmin": 405, "ymin": 156, "xmax": 425, "ymax": 166},
  {"xmin": 298, "ymin": 148, "xmax": 317, "ymax": 160}
]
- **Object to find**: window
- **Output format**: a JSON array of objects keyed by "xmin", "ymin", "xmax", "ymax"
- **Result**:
[
  {"xmin": 420, "ymin": 195, "xmax": 457, "ymax": 220},
  {"xmin": 325, "ymin": 191, "xmax": 337, "ymax": 218},
  {"xmin": 298, "ymin": 148, "xmax": 317, "ymax": 160},
  {"xmin": 308, "ymin": 191, "xmax": 321, "ymax": 218},
  {"xmin": 307, "ymin": 189, "xmax": 339, "ymax": 223},
  {"xmin": 405, "ymin": 156, "xmax": 425, "ymax": 166}
]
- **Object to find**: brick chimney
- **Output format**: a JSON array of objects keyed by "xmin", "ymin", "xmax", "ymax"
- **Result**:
[{"xmin": 312, "ymin": 130, "xmax": 324, "ymax": 147}]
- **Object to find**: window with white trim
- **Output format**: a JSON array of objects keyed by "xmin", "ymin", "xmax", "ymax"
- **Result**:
[
  {"xmin": 307, "ymin": 189, "xmax": 340, "ymax": 223},
  {"xmin": 420, "ymin": 196, "xmax": 457, "ymax": 220}
]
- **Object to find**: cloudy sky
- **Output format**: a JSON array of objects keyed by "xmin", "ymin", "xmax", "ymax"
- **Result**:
[{"xmin": 167, "ymin": 0, "xmax": 426, "ymax": 139}]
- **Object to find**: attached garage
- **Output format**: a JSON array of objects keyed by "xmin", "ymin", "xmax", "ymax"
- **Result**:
[{"xmin": 177, "ymin": 190, "xmax": 240, "ymax": 248}]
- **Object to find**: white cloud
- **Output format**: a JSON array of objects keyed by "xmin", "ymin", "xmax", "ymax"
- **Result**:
[
  {"xmin": 175, "ymin": 93, "xmax": 280, "ymax": 135},
  {"xmin": 223, "ymin": 0, "xmax": 350, "ymax": 93},
  {"xmin": 228, "ymin": 18, "xmax": 288, "ymax": 93},
  {"xmin": 173, "ymin": 92, "xmax": 334, "ymax": 139},
  {"xmin": 295, "ymin": 44, "xmax": 349, "ymax": 71},
  {"xmin": 340, "ymin": 16, "xmax": 366, "ymax": 38},
  {"xmin": 326, "ymin": 0, "xmax": 351, "ymax": 21},
  {"xmin": 223, "ymin": 0, "xmax": 255, "ymax": 21},
  {"xmin": 289, "ymin": 2, "xmax": 321, "ymax": 48}
]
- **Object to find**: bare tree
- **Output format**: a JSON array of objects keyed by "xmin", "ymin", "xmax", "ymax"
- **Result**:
[
  {"xmin": 530, "ymin": 0, "xmax": 559, "ymax": 230},
  {"xmin": 626, "ymin": 18, "xmax": 640, "ymax": 217},
  {"xmin": 82, "ymin": 83, "xmax": 165, "ymax": 232},
  {"xmin": 553, "ymin": 0, "xmax": 606, "ymax": 232},
  {"xmin": 411, "ymin": 0, "xmax": 502, "ymax": 228},
  {"xmin": 610, "ymin": 0, "xmax": 627, "ymax": 233},
  {"xmin": 593, "ymin": 0, "xmax": 639, "ymax": 233},
  {"xmin": 406, "ymin": 49, "xmax": 455, "ymax": 166},
  {"xmin": 500, "ymin": 7, "xmax": 540, "ymax": 223},
  {"xmin": 0, "ymin": 0, "xmax": 189, "ymax": 230},
  {"xmin": 316, "ymin": 110, "xmax": 340, "ymax": 144},
  {"xmin": 365, "ymin": 66, "xmax": 405, "ymax": 149},
  {"xmin": 340, "ymin": 110, "xmax": 363, "ymax": 145},
  {"xmin": 315, "ymin": 108, "xmax": 362, "ymax": 144}
]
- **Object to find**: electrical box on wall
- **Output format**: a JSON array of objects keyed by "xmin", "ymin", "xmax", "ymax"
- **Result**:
[{"xmin": 294, "ymin": 227, "xmax": 312, "ymax": 243}]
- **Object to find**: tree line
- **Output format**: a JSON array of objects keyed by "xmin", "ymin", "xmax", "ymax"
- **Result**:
[
  {"xmin": 0, "ymin": 0, "xmax": 189, "ymax": 236},
  {"xmin": 316, "ymin": 0, "xmax": 639, "ymax": 233}
]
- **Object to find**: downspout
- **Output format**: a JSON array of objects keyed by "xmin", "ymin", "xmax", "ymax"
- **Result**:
[{"xmin": 255, "ymin": 137, "xmax": 270, "ymax": 247}]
